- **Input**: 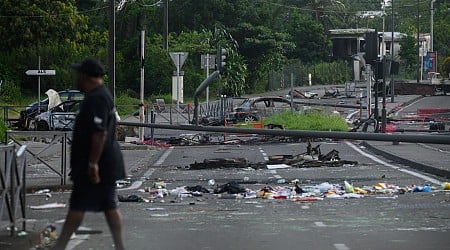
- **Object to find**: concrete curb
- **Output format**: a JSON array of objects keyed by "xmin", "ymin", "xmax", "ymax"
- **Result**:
[{"xmin": 361, "ymin": 141, "xmax": 450, "ymax": 179}]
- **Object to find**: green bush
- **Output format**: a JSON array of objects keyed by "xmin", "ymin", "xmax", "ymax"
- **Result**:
[
  {"xmin": 0, "ymin": 80, "xmax": 22, "ymax": 104},
  {"xmin": 263, "ymin": 111, "xmax": 348, "ymax": 131},
  {"xmin": 115, "ymin": 93, "xmax": 140, "ymax": 117}
]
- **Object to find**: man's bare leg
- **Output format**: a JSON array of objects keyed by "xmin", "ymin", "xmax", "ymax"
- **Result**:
[
  {"xmin": 52, "ymin": 210, "xmax": 84, "ymax": 250},
  {"xmin": 105, "ymin": 208, "xmax": 125, "ymax": 250}
]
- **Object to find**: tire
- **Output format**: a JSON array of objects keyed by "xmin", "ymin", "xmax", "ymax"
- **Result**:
[
  {"xmin": 244, "ymin": 115, "xmax": 257, "ymax": 123},
  {"xmin": 37, "ymin": 120, "xmax": 50, "ymax": 131}
]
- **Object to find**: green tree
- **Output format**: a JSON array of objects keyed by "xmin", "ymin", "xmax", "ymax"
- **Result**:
[
  {"xmin": 0, "ymin": 0, "xmax": 87, "ymax": 51},
  {"xmin": 285, "ymin": 12, "xmax": 331, "ymax": 63},
  {"xmin": 399, "ymin": 35, "xmax": 418, "ymax": 70}
]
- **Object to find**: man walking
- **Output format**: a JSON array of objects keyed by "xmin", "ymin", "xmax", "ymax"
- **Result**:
[{"xmin": 53, "ymin": 58, "xmax": 125, "ymax": 250}]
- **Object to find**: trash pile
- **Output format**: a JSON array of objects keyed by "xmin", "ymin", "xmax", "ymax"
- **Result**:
[{"xmin": 118, "ymin": 180, "xmax": 450, "ymax": 204}]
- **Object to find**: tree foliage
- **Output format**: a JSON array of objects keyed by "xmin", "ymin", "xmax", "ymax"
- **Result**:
[{"xmin": 1, "ymin": 0, "xmax": 449, "ymax": 103}]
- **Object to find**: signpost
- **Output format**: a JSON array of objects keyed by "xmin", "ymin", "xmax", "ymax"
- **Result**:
[
  {"xmin": 139, "ymin": 30, "xmax": 145, "ymax": 143},
  {"xmin": 170, "ymin": 52, "xmax": 188, "ymax": 123},
  {"xmin": 25, "ymin": 56, "xmax": 56, "ymax": 114},
  {"xmin": 201, "ymin": 54, "xmax": 216, "ymax": 113}
]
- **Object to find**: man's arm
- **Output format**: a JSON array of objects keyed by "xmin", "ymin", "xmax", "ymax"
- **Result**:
[{"xmin": 88, "ymin": 130, "xmax": 107, "ymax": 184}]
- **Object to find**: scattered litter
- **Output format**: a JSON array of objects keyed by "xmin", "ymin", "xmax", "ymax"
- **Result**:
[
  {"xmin": 444, "ymin": 182, "xmax": 450, "ymax": 190},
  {"xmin": 30, "ymin": 202, "xmax": 66, "ymax": 210},
  {"xmin": 208, "ymin": 179, "xmax": 216, "ymax": 186},
  {"xmin": 153, "ymin": 181, "xmax": 167, "ymax": 189},
  {"xmin": 413, "ymin": 185, "xmax": 432, "ymax": 192},
  {"xmin": 17, "ymin": 231, "xmax": 28, "ymax": 237},
  {"xmin": 375, "ymin": 196, "xmax": 398, "ymax": 199},
  {"xmin": 214, "ymin": 181, "xmax": 246, "ymax": 194},
  {"xmin": 150, "ymin": 214, "xmax": 169, "ymax": 217},
  {"xmin": 34, "ymin": 189, "xmax": 50, "ymax": 194},
  {"xmin": 267, "ymin": 164, "xmax": 291, "ymax": 170},
  {"xmin": 118, "ymin": 195, "xmax": 148, "ymax": 202},
  {"xmin": 146, "ymin": 207, "xmax": 165, "ymax": 211},
  {"xmin": 33, "ymin": 225, "xmax": 58, "ymax": 249}
]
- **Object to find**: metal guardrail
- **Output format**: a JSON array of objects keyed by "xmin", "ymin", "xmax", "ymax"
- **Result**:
[
  {"xmin": 6, "ymin": 131, "xmax": 70, "ymax": 185},
  {"xmin": 118, "ymin": 122, "xmax": 450, "ymax": 145},
  {"xmin": 0, "ymin": 144, "xmax": 27, "ymax": 236}
]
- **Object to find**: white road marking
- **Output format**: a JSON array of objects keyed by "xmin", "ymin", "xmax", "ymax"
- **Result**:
[
  {"xmin": 394, "ymin": 97, "xmax": 422, "ymax": 117},
  {"xmin": 345, "ymin": 141, "xmax": 442, "ymax": 185},
  {"xmin": 334, "ymin": 243, "xmax": 350, "ymax": 250},
  {"xmin": 154, "ymin": 146, "xmax": 174, "ymax": 166},
  {"xmin": 120, "ymin": 147, "xmax": 173, "ymax": 191},
  {"xmin": 314, "ymin": 221, "xmax": 326, "ymax": 227},
  {"xmin": 66, "ymin": 226, "xmax": 91, "ymax": 250},
  {"xmin": 259, "ymin": 147, "xmax": 269, "ymax": 161},
  {"xmin": 418, "ymin": 143, "xmax": 450, "ymax": 154}
]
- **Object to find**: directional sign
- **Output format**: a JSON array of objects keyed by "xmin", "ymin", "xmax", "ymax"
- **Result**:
[
  {"xmin": 25, "ymin": 69, "xmax": 56, "ymax": 76},
  {"xmin": 169, "ymin": 52, "xmax": 188, "ymax": 69},
  {"xmin": 201, "ymin": 54, "xmax": 216, "ymax": 69}
]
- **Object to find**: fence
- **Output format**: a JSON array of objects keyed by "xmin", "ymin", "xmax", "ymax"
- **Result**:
[
  {"xmin": 0, "ymin": 144, "xmax": 27, "ymax": 236},
  {"xmin": 268, "ymin": 61, "xmax": 351, "ymax": 90},
  {"xmin": 143, "ymin": 98, "xmax": 235, "ymax": 125},
  {"xmin": 6, "ymin": 131, "xmax": 70, "ymax": 186}
]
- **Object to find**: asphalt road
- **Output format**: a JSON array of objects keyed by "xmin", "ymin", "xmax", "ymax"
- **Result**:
[{"xmin": 22, "ymin": 141, "xmax": 450, "ymax": 250}]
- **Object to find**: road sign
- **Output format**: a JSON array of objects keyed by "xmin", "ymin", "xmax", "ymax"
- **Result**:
[
  {"xmin": 170, "ymin": 52, "xmax": 188, "ymax": 68},
  {"xmin": 201, "ymin": 54, "xmax": 216, "ymax": 69},
  {"xmin": 25, "ymin": 69, "xmax": 56, "ymax": 76}
]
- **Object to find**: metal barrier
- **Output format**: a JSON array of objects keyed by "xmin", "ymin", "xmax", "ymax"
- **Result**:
[
  {"xmin": 6, "ymin": 131, "xmax": 70, "ymax": 185},
  {"xmin": 118, "ymin": 122, "xmax": 450, "ymax": 145},
  {"xmin": 0, "ymin": 144, "xmax": 27, "ymax": 236}
]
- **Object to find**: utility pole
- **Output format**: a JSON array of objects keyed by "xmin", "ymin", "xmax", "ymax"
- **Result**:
[
  {"xmin": 139, "ymin": 30, "xmax": 145, "ymax": 143},
  {"xmin": 390, "ymin": 0, "xmax": 395, "ymax": 103},
  {"xmin": 163, "ymin": 0, "xmax": 169, "ymax": 50},
  {"xmin": 417, "ymin": 0, "xmax": 421, "ymax": 83},
  {"xmin": 430, "ymin": 0, "xmax": 436, "ymax": 52},
  {"xmin": 108, "ymin": 0, "xmax": 116, "ymax": 102}
]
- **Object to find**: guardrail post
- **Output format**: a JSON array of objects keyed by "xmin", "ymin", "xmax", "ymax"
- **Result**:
[{"xmin": 150, "ymin": 110, "xmax": 155, "ymax": 145}]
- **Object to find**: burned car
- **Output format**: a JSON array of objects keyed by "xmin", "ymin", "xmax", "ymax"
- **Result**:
[
  {"xmin": 17, "ymin": 89, "xmax": 84, "ymax": 130},
  {"xmin": 199, "ymin": 96, "xmax": 294, "ymax": 125},
  {"xmin": 34, "ymin": 100, "xmax": 81, "ymax": 131}
]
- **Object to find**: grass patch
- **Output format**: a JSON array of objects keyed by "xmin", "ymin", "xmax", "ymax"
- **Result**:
[
  {"xmin": 0, "ymin": 119, "xmax": 7, "ymax": 143},
  {"xmin": 263, "ymin": 111, "xmax": 348, "ymax": 131},
  {"xmin": 115, "ymin": 93, "xmax": 140, "ymax": 117}
]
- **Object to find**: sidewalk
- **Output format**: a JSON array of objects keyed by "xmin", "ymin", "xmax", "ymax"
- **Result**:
[
  {"xmin": 362, "ymin": 141, "xmax": 450, "ymax": 179},
  {"xmin": 363, "ymin": 94, "xmax": 450, "ymax": 180}
]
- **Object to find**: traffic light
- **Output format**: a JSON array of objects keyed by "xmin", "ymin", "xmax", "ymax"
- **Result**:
[
  {"xmin": 364, "ymin": 31, "xmax": 378, "ymax": 64},
  {"xmin": 216, "ymin": 46, "xmax": 227, "ymax": 73}
]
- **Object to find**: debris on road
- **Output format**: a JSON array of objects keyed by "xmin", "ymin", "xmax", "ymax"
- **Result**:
[
  {"xmin": 30, "ymin": 202, "xmax": 66, "ymax": 210},
  {"xmin": 188, "ymin": 143, "xmax": 358, "ymax": 170}
]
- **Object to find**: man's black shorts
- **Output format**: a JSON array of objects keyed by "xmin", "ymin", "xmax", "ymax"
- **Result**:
[{"xmin": 70, "ymin": 181, "xmax": 118, "ymax": 212}]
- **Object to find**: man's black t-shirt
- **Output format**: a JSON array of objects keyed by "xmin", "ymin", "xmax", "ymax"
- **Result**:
[{"xmin": 70, "ymin": 85, "xmax": 120, "ymax": 183}]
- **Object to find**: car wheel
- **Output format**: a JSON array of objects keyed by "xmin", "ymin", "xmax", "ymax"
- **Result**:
[
  {"xmin": 37, "ymin": 120, "xmax": 50, "ymax": 131},
  {"xmin": 244, "ymin": 115, "xmax": 257, "ymax": 123}
]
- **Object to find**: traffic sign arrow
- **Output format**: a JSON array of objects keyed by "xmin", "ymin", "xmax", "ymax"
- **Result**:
[{"xmin": 25, "ymin": 69, "xmax": 56, "ymax": 76}]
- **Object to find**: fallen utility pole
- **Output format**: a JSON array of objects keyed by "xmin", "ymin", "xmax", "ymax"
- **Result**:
[
  {"xmin": 193, "ymin": 70, "xmax": 221, "ymax": 125},
  {"xmin": 117, "ymin": 122, "xmax": 450, "ymax": 145}
]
